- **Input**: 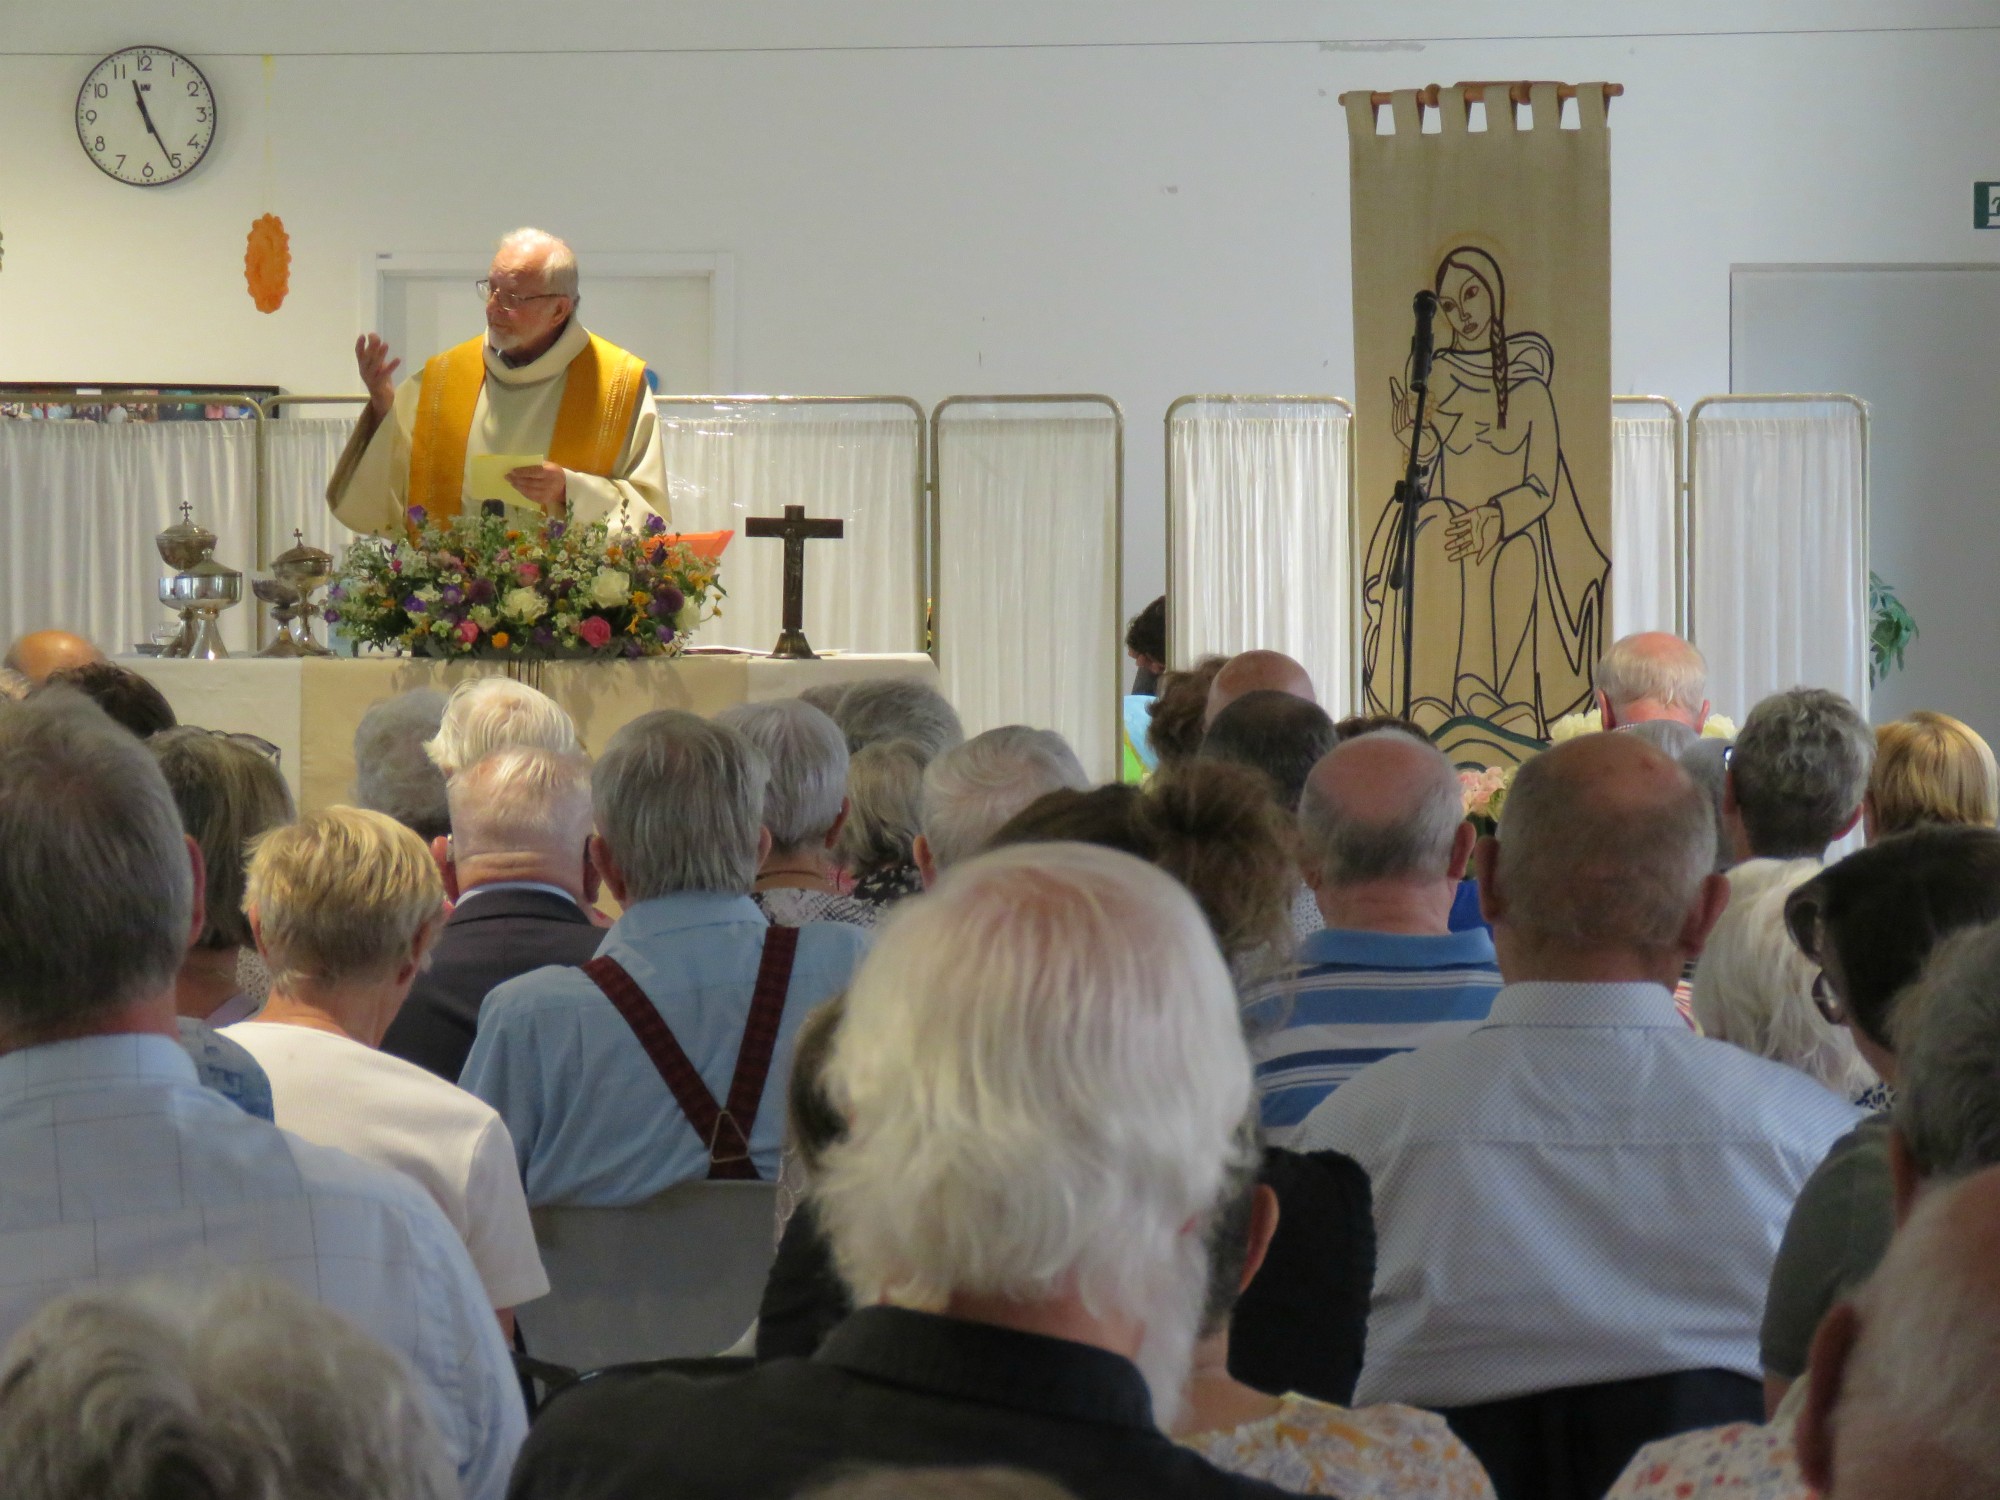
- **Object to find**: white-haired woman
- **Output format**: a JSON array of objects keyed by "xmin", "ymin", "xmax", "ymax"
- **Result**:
[
  {"xmin": 426, "ymin": 674, "xmax": 580, "ymax": 780},
  {"xmin": 717, "ymin": 698, "xmax": 876, "ymax": 928}
]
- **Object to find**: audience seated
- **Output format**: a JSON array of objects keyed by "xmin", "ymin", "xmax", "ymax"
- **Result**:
[
  {"xmin": 37, "ymin": 660, "xmax": 177, "ymax": 737},
  {"xmin": 1617, "ymin": 920, "xmax": 2000, "ymax": 1497},
  {"xmin": 0, "ymin": 1274, "xmax": 457, "ymax": 1500},
  {"xmin": 1147, "ymin": 655, "xmax": 1227, "ymax": 768},
  {"xmin": 1174, "ymin": 1143, "xmax": 1496, "ymax": 1498},
  {"xmin": 1297, "ymin": 733, "xmax": 1860, "ymax": 1500},
  {"xmin": 353, "ymin": 688, "xmax": 452, "ymax": 841},
  {"xmin": 150, "ymin": 727, "xmax": 296, "ymax": 1027},
  {"xmin": 425, "ymin": 674, "xmax": 580, "ymax": 778},
  {"xmin": 1689, "ymin": 858, "xmax": 1875, "ymax": 1101},
  {"xmin": 463, "ymin": 709, "xmax": 866, "ymax": 1206},
  {"xmin": 1723, "ymin": 687, "xmax": 1873, "ymax": 864},
  {"xmin": 757, "ymin": 994, "xmax": 854, "ymax": 1362},
  {"xmin": 1200, "ymin": 691, "xmax": 1339, "ymax": 944},
  {"xmin": 835, "ymin": 738, "xmax": 931, "ymax": 910},
  {"xmin": 0, "ymin": 693, "xmax": 522, "ymax": 1499},
  {"xmin": 1126, "ymin": 595, "xmax": 1167, "ymax": 694},
  {"xmin": 225, "ymin": 807, "xmax": 548, "ymax": 1327},
  {"xmin": 915, "ymin": 724, "xmax": 1091, "ymax": 884},
  {"xmin": 831, "ymin": 676, "xmax": 966, "ymax": 760},
  {"xmin": 716, "ymin": 698, "xmax": 880, "ymax": 927},
  {"xmin": 1206, "ymin": 650, "xmax": 1316, "ymax": 729},
  {"xmin": 1863, "ymin": 710, "xmax": 1998, "ymax": 840},
  {"xmin": 3, "ymin": 627, "xmax": 103, "ymax": 685},
  {"xmin": 1594, "ymin": 632, "xmax": 1711, "ymax": 740},
  {"xmin": 1243, "ymin": 732, "xmax": 1501, "ymax": 1146},
  {"xmin": 508, "ymin": 843, "xmax": 1292, "ymax": 1500},
  {"xmin": 382, "ymin": 747, "xmax": 606, "ymax": 1080},
  {"xmin": 1758, "ymin": 826, "xmax": 2000, "ymax": 1408}
]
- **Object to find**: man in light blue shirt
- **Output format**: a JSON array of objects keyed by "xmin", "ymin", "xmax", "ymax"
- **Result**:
[
  {"xmin": 463, "ymin": 709, "xmax": 868, "ymax": 1206},
  {"xmin": 1299, "ymin": 732, "xmax": 1861, "ymax": 1411},
  {"xmin": 0, "ymin": 692, "xmax": 523, "ymax": 1500},
  {"xmin": 1243, "ymin": 732, "xmax": 1502, "ymax": 1144}
]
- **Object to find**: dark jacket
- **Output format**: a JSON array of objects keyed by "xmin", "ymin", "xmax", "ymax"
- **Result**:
[{"xmin": 382, "ymin": 886, "xmax": 603, "ymax": 1082}]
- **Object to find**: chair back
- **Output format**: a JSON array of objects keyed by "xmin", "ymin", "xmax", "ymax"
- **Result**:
[{"xmin": 518, "ymin": 1180, "xmax": 780, "ymax": 1372}]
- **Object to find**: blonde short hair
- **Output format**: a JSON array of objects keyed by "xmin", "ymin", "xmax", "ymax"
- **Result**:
[
  {"xmin": 245, "ymin": 808, "xmax": 445, "ymax": 988},
  {"xmin": 1870, "ymin": 712, "xmax": 1999, "ymax": 838}
]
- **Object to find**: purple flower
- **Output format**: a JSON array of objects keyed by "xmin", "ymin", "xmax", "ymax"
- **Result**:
[
  {"xmin": 440, "ymin": 584, "xmax": 464, "ymax": 607},
  {"xmin": 655, "ymin": 624, "xmax": 675, "ymax": 642},
  {"xmin": 621, "ymin": 639, "xmax": 644, "ymax": 659},
  {"xmin": 327, "ymin": 583, "xmax": 347, "ymax": 602},
  {"xmin": 545, "ymin": 519, "xmax": 567, "ymax": 541},
  {"xmin": 645, "ymin": 513, "xmax": 667, "ymax": 535},
  {"xmin": 531, "ymin": 625, "xmax": 556, "ymax": 648},
  {"xmin": 657, "ymin": 586, "xmax": 685, "ymax": 617},
  {"xmin": 466, "ymin": 578, "xmax": 497, "ymax": 605},
  {"xmin": 401, "ymin": 594, "xmax": 427, "ymax": 614},
  {"xmin": 406, "ymin": 504, "xmax": 428, "ymax": 527},
  {"xmin": 323, "ymin": 608, "xmax": 341, "ymax": 623}
]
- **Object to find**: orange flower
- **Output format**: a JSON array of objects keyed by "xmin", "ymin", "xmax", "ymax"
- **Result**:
[
  {"xmin": 490, "ymin": 631, "xmax": 510, "ymax": 649},
  {"xmin": 244, "ymin": 214, "xmax": 290, "ymax": 313}
]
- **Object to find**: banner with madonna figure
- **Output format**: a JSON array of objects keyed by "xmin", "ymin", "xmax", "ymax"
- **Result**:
[{"xmin": 1345, "ymin": 81, "xmax": 1615, "ymax": 767}]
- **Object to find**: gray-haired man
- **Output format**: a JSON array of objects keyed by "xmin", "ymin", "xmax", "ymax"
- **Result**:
[
  {"xmin": 1724, "ymin": 687, "xmax": 1874, "ymax": 864},
  {"xmin": 462, "ymin": 710, "xmax": 867, "ymax": 1206}
]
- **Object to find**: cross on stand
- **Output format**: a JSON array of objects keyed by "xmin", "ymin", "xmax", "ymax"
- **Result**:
[{"xmin": 744, "ymin": 504, "xmax": 845, "ymax": 659}]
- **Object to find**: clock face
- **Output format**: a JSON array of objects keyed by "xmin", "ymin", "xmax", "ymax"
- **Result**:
[{"xmin": 76, "ymin": 46, "xmax": 216, "ymax": 187}]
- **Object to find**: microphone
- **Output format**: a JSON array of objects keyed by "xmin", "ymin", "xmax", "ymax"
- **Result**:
[{"xmin": 1410, "ymin": 290, "xmax": 1438, "ymax": 389}]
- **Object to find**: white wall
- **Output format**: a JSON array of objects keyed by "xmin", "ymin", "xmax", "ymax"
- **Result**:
[{"xmin": 4, "ymin": 0, "xmax": 1999, "ymax": 612}]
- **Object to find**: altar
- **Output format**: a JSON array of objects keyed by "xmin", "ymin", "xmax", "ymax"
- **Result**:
[{"xmin": 126, "ymin": 652, "xmax": 939, "ymax": 813}]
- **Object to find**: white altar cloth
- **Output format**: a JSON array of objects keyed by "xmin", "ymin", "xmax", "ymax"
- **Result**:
[{"xmin": 127, "ymin": 652, "xmax": 938, "ymax": 813}]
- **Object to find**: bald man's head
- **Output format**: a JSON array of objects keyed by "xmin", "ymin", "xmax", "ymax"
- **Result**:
[
  {"xmin": 1593, "ymin": 632, "xmax": 1709, "ymax": 729},
  {"xmin": 1800, "ymin": 1166, "xmax": 2000, "ymax": 1499},
  {"xmin": 1487, "ymin": 733, "xmax": 1720, "ymax": 962},
  {"xmin": 3, "ymin": 631, "xmax": 104, "ymax": 687},
  {"xmin": 1298, "ymin": 731, "xmax": 1466, "ymax": 889},
  {"xmin": 1205, "ymin": 651, "xmax": 1315, "ymax": 728}
]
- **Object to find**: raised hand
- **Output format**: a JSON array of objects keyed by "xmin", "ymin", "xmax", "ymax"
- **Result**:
[{"xmin": 355, "ymin": 334, "xmax": 402, "ymax": 420}]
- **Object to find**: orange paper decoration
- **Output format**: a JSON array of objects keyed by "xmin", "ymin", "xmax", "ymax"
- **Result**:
[
  {"xmin": 245, "ymin": 213, "xmax": 290, "ymax": 312},
  {"xmin": 662, "ymin": 529, "xmax": 734, "ymax": 563}
]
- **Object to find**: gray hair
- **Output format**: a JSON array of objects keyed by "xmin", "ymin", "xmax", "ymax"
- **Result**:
[
  {"xmin": 1593, "ymin": 632, "xmax": 1708, "ymax": 717},
  {"xmin": 447, "ymin": 747, "xmax": 594, "ymax": 862},
  {"xmin": 1731, "ymin": 687, "xmax": 1875, "ymax": 858},
  {"xmin": 594, "ymin": 710, "xmax": 767, "ymax": 899},
  {"xmin": 425, "ymin": 676, "xmax": 578, "ymax": 778},
  {"xmin": 715, "ymin": 699, "xmax": 850, "ymax": 853},
  {"xmin": 0, "ymin": 1273, "xmax": 455, "ymax": 1500},
  {"xmin": 1895, "ymin": 920, "xmax": 2000, "ymax": 1182},
  {"xmin": 352, "ymin": 690, "xmax": 450, "ymax": 842},
  {"xmin": 832, "ymin": 678, "xmax": 965, "ymax": 763},
  {"xmin": 920, "ymin": 726, "xmax": 1091, "ymax": 873},
  {"xmin": 834, "ymin": 740, "xmax": 928, "ymax": 875},
  {"xmin": 1298, "ymin": 730, "xmax": 1465, "ymax": 885},
  {"xmin": 0, "ymin": 668, "xmax": 28, "ymax": 702},
  {"xmin": 497, "ymin": 226, "xmax": 578, "ymax": 299},
  {"xmin": 150, "ymin": 727, "xmax": 297, "ymax": 952},
  {"xmin": 0, "ymin": 694, "xmax": 193, "ymax": 1045},
  {"xmin": 1498, "ymin": 735, "xmax": 1716, "ymax": 953}
]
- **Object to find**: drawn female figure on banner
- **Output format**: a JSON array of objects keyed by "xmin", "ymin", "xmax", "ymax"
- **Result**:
[{"xmin": 1362, "ymin": 244, "xmax": 1609, "ymax": 738}]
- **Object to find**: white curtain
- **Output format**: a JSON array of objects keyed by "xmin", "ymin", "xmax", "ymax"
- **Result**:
[
  {"xmin": 934, "ymin": 401, "xmax": 1122, "ymax": 778},
  {"xmin": 0, "ymin": 419, "xmax": 257, "ymax": 654},
  {"xmin": 1610, "ymin": 412, "xmax": 1682, "ymax": 639},
  {"xmin": 1167, "ymin": 400, "xmax": 1353, "ymax": 716},
  {"xmin": 263, "ymin": 414, "xmax": 359, "ymax": 566},
  {"xmin": 1691, "ymin": 405, "xmax": 1868, "ymax": 719},
  {"xmin": 657, "ymin": 400, "xmax": 925, "ymax": 655}
]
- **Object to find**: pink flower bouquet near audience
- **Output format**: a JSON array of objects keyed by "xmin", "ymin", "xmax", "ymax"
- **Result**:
[
  {"xmin": 1458, "ymin": 764, "xmax": 1514, "ymax": 832},
  {"xmin": 327, "ymin": 508, "xmax": 724, "ymax": 660}
]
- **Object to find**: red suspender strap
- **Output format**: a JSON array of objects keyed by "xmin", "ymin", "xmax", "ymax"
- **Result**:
[{"xmin": 581, "ymin": 924, "xmax": 801, "ymax": 1181}]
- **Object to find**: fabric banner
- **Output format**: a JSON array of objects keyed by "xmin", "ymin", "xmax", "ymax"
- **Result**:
[{"xmin": 1346, "ymin": 82, "xmax": 1615, "ymax": 765}]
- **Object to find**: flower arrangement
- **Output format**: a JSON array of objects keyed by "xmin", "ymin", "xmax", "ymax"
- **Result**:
[
  {"xmin": 1458, "ymin": 764, "xmax": 1514, "ymax": 834},
  {"xmin": 1547, "ymin": 707, "xmax": 1737, "ymax": 743},
  {"xmin": 326, "ymin": 507, "xmax": 724, "ymax": 660}
]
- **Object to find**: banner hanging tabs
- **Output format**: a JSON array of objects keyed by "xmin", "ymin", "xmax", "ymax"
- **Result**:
[{"xmin": 1344, "ymin": 81, "xmax": 1616, "ymax": 766}]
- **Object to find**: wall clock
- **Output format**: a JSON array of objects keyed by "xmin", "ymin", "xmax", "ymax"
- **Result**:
[{"xmin": 76, "ymin": 45, "xmax": 216, "ymax": 187}]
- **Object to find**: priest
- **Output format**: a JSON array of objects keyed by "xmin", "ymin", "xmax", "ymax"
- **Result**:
[{"xmin": 326, "ymin": 227, "xmax": 668, "ymax": 537}]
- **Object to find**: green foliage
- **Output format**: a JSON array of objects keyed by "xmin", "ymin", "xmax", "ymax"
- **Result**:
[{"xmin": 1869, "ymin": 571, "xmax": 1919, "ymax": 686}]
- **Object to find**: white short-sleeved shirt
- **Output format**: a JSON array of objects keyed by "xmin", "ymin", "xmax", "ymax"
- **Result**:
[{"xmin": 225, "ymin": 1021, "xmax": 549, "ymax": 1310}]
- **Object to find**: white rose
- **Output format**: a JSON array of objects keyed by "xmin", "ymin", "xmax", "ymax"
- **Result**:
[
  {"xmin": 674, "ymin": 600, "xmax": 702, "ymax": 632},
  {"xmin": 590, "ymin": 569, "xmax": 632, "ymax": 609},
  {"xmin": 469, "ymin": 604, "xmax": 497, "ymax": 630},
  {"xmin": 502, "ymin": 586, "xmax": 547, "ymax": 623}
]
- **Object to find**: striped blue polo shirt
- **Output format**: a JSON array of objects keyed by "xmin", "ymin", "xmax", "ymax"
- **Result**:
[{"xmin": 1242, "ymin": 925, "xmax": 1503, "ymax": 1146}]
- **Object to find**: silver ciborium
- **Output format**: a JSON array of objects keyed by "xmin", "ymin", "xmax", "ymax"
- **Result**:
[
  {"xmin": 154, "ymin": 503, "xmax": 220, "ymax": 655},
  {"xmin": 254, "ymin": 530, "xmax": 336, "ymax": 657},
  {"xmin": 157, "ymin": 555, "xmax": 243, "ymax": 660}
]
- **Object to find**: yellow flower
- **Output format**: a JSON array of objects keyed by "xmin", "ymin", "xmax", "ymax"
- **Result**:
[
  {"xmin": 631, "ymin": 591, "xmax": 649, "ymax": 610},
  {"xmin": 491, "ymin": 631, "xmax": 510, "ymax": 649}
]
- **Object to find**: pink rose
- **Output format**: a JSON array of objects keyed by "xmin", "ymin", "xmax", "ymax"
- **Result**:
[
  {"xmin": 516, "ymin": 561, "xmax": 542, "ymax": 583},
  {"xmin": 456, "ymin": 620, "xmax": 480, "ymax": 645},
  {"xmin": 578, "ymin": 616, "xmax": 613, "ymax": 649}
]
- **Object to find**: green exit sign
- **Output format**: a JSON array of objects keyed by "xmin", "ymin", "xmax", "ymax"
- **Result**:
[{"xmin": 1978, "ymin": 182, "xmax": 2000, "ymax": 228}]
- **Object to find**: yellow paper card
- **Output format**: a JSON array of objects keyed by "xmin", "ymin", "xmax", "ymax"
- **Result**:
[{"xmin": 467, "ymin": 453, "xmax": 548, "ymax": 505}]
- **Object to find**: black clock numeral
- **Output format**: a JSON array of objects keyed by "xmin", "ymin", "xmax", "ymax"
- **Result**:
[
  {"xmin": 114, "ymin": 63, "xmax": 125, "ymax": 79},
  {"xmin": 138, "ymin": 53, "xmax": 152, "ymax": 70},
  {"xmin": 168, "ymin": 154, "xmax": 183, "ymax": 169},
  {"xmin": 115, "ymin": 154, "xmax": 126, "ymax": 169},
  {"xmin": 83, "ymin": 109, "xmax": 96, "ymax": 123},
  {"xmin": 195, "ymin": 107, "xmax": 208, "ymax": 122},
  {"xmin": 187, "ymin": 135, "xmax": 200, "ymax": 147},
  {"xmin": 142, "ymin": 162, "xmax": 154, "ymax": 179},
  {"xmin": 93, "ymin": 135, "xmax": 104, "ymax": 151},
  {"xmin": 187, "ymin": 81, "xmax": 201, "ymax": 97},
  {"xmin": 93, "ymin": 83, "xmax": 107, "ymax": 98}
]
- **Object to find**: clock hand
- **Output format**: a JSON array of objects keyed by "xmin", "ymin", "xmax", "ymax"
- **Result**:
[{"xmin": 132, "ymin": 80, "xmax": 173, "ymax": 161}]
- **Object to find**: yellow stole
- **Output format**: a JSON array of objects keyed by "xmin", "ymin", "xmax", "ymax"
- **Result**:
[{"xmin": 406, "ymin": 331, "xmax": 649, "ymax": 523}]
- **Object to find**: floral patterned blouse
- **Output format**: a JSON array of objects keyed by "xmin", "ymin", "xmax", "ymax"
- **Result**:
[
  {"xmin": 1604, "ymin": 1414, "xmax": 1811, "ymax": 1500},
  {"xmin": 1182, "ymin": 1395, "xmax": 1497, "ymax": 1499}
]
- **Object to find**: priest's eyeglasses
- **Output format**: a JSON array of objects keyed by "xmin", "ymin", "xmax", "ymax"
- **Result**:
[{"xmin": 475, "ymin": 279, "xmax": 565, "ymax": 311}]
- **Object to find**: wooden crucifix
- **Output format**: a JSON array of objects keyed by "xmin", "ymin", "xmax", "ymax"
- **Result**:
[{"xmin": 744, "ymin": 504, "xmax": 845, "ymax": 659}]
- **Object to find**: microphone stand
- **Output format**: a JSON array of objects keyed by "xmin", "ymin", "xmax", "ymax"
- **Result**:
[{"xmin": 1385, "ymin": 290, "xmax": 1438, "ymax": 722}]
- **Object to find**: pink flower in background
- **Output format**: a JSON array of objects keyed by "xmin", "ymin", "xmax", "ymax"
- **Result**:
[
  {"xmin": 455, "ymin": 619, "xmax": 480, "ymax": 645},
  {"xmin": 516, "ymin": 561, "xmax": 542, "ymax": 583},
  {"xmin": 578, "ymin": 616, "xmax": 613, "ymax": 649},
  {"xmin": 1459, "ymin": 765, "xmax": 1513, "ymax": 819}
]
